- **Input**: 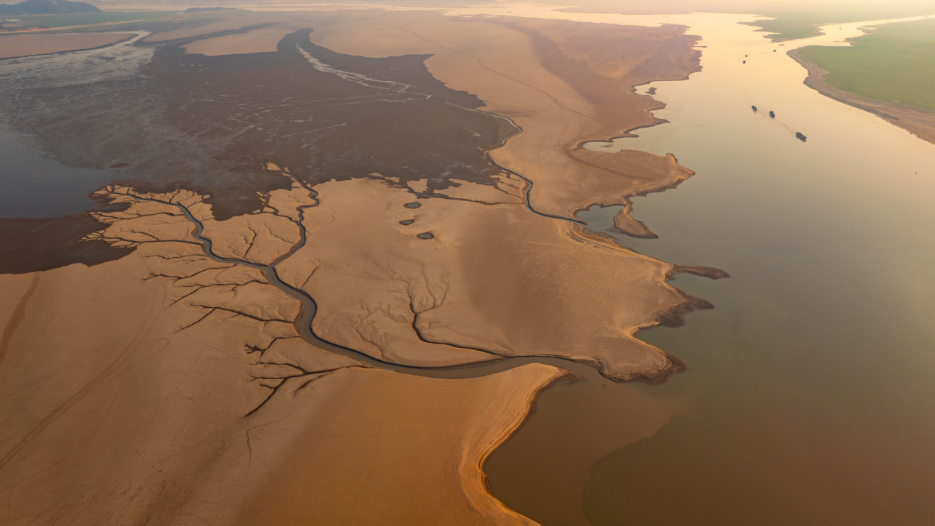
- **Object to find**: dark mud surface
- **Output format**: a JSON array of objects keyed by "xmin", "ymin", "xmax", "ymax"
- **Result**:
[{"xmin": 0, "ymin": 22, "xmax": 510, "ymax": 273}]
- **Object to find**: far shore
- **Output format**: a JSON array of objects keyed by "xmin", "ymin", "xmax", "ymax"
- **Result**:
[{"xmin": 789, "ymin": 48, "xmax": 935, "ymax": 145}]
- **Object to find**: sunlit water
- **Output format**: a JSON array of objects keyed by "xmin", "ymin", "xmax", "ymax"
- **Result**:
[{"xmin": 477, "ymin": 10, "xmax": 935, "ymax": 526}]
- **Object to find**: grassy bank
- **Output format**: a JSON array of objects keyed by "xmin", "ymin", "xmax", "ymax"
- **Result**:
[
  {"xmin": 797, "ymin": 18, "xmax": 935, "ymax": 111},
  {"xmin": 743, "ymin": 1, "xmax": 935, "ymax": 41},
  {"xmin": 1, "ymin": 11, "xmax": 175, "ymax": 30}
]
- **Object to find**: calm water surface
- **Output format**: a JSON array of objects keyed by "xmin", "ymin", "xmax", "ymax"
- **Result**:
[
  {"xmin": 0, "ymin": 33, "xmax": 149, "ymax": 218},
  {"xmin": 482, "ymin": 11, "xmax": 935, "ymax": 526}
]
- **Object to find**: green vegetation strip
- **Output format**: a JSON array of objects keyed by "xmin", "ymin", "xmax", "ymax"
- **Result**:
[
  {"xmin": 742, "ymin": 1, "xmax": 935, "ymax": 42},
  {"xmin": 7, "ymin": 11, "xmax": 174, "ymax": 29},
  {"xmin": 798, "ymin": 18, "xmax": 935, "ymax": 111}
]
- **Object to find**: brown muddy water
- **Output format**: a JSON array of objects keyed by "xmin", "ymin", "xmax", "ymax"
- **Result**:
[{"xmin": 482, "ymin": 12, "xmax": 935, "ymax": 526}]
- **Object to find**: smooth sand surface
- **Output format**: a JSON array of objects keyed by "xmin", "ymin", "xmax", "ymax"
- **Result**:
[
  {"xmin": 184, "ymin": 25, "xmax": 301, "ymax": 56},
  {"xmin": 218, "ymin": 365, "xmax": 565, "ymax": 525},
  {"xmin": 790, "ymin": 48, "xmax": 935, "ymax": 145},
  {"xmin": 0, "ymin": 33, "xmax": 134, "ymax": 59},
  {"xmin": 0, "ymin": 183, "xmax": 565, "ymax": 524}
]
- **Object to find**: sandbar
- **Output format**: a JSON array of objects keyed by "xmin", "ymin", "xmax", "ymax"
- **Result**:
[
  {"xmin": 184, "ymin": 25, "xmax": 302, "ymax": 56},
  {"xmin": 0, "ymin": 32, "xmax": 135, "ymax": 59}
]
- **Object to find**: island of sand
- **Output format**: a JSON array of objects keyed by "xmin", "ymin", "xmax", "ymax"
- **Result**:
[
  {"xmin": 0, "ymin": 32, "xmax": 136, "ymax": 59},
  {"xmin": 0, "ymin": 9, "xmax": 724, "ymax": 524}
]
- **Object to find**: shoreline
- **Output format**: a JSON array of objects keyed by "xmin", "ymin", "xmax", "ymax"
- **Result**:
[
  {"xmin": 567, "ymin": 40, "xmax": 704, "ymax": 239},
  {"xmin": 788, "ymin": 48, "xmax": 935, "ymax": 145},
  {"xmin": 476, "ymin": 367, "xmax": 577, "ymax": 521}
]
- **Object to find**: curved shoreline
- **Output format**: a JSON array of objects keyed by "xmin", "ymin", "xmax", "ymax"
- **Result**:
[
  {"xmin": 788, "ymin": 48, "xmax": 935, "ymax": 145},
  {"xmin": 474, "ymin": 367, "xmax": 577, "ymax": 522}
]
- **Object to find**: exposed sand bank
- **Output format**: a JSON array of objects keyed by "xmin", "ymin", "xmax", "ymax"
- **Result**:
[
  {"xmin": 308, "ymin": 12, "xmax": 701, "ymax": 233},
  {"xmin": 184, "ymin": 24, "xmax": 301, "ymax": 56},
  {"xmin": 0, "ymin": 32, "xmax": 135, "ymax": 59},
  {"xmin": 789, "ymin": 48, "xmax": 935, "ymax": 145}
]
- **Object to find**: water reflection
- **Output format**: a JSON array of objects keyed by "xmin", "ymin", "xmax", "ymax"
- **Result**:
[{"xmin": 486, "ymin": 11, "xmax": 935, "ymax": 526}]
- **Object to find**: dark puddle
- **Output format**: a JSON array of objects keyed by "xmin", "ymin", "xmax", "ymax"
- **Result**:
[{"xmin": 417, "ymin": 232, "xmax": 434, "ymax": 239}]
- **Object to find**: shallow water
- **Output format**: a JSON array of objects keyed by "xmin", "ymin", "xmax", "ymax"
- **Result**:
[
  {"xmin": 0, "ymin": 121, "xmax": 116, "ymax": 218},
  {"xmin": 0, "ymin": 33, "xmax": 151, "ymax": 218},
  {"xmin": 483, "ymin": 11, "xmax": 935, "ymax": 526}
]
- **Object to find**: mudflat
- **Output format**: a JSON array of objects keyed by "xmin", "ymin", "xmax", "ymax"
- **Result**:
[
  {"xmin": 309, "ymin": 13, "xmax": 700, "ymax": 230},
  {"xmin": 0, "ymin": 8, "xmax": 720, "ymax": 524},
  {"xmin": 0, "ymin": 32, "xmax": 134, "ymax": 58},
  {"xmin": 184, "ymin": 24, "xmax": 303, "ymax": 55}
]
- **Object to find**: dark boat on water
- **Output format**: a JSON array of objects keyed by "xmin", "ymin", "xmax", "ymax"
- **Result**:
[
  {"xmin": 796, "ymin": 132, "xmax": 807, "ymax": 142},
  {"xmin": 769, "ymin": 110, "xmax": 775, "ymax": 118}
]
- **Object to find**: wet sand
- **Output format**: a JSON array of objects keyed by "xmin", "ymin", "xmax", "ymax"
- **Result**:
[
  {"xmin": 309, "ymin": 13, "xmax": 701, "ymax": 231},
  {"xmin": 0, "ymin": 33, "xmax": 135, "ymax": 59},
  {"xmin": 183, "ymin": 24, "xmax": 302, "ymax": 55}
]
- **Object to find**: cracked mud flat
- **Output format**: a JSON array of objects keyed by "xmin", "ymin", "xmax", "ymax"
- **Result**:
[{"xmin": 0, "ymin": 9, "xmax": 722, "ymax": 525}]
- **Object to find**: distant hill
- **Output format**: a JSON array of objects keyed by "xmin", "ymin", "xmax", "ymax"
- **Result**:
[{"xmin": 0, "ymin": 0, "xmax": 100, "ymax": 15}]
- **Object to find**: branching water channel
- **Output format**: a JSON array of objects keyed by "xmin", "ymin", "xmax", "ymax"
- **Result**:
[{"xmin": 106, "ymin": 162, "xmax": 608, "ymax": 394}]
